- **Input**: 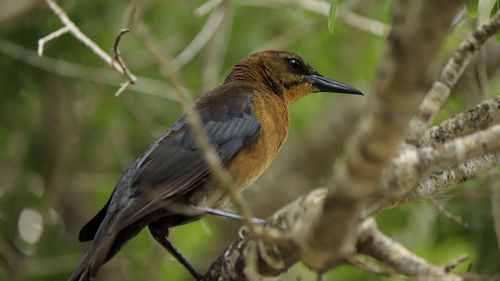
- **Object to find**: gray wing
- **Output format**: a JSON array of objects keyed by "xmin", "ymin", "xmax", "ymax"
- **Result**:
[{"xmin": 79, "ymin": 85, "xmax": 260, "ymax": 241}]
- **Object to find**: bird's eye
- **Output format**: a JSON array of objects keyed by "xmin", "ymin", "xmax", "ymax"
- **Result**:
[{"xmin": 287, "ymin": 58, "xmax": 302, "ymax": 70}]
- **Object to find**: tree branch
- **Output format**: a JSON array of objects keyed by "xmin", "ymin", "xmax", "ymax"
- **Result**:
[
  {"xmin": 41, "ymin": 0, "xmax": 137, "ymax": 84},
  {"xmin": 0, "ymin": 38, "xmax": 175, "ymax": 99},
  {"xmin": 238, "ymin": 0, "xmax": 388, "ymax": 37},
  {"xmin": 357, "ymin": 218, "xmax": 467, "ymax": 281},
  {"xmin": 421, "ymin": 96, "xmax": 500, "ymax": 145},
  {"xmin": 293, "ymin": 0, "xmax": 462, "ymax": 271},
  {"xmin": 381, "ymin": 123, "xmax": 500, "ymax": 201},
  {"xmin": 406, "ymin": 13, "xmax": 500, "ymax": 143}
]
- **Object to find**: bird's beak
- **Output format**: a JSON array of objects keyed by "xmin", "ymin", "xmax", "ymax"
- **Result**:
[{"xmin": 307, "ymin": 74, "xmax": 363, "ymax": 95}]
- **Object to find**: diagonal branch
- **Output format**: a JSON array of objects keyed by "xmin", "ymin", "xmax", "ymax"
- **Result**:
[
  {"xmin": 406, "ymin": 13, "xmax": 500, "ymax": 144},
  {"xmin": 41, "ymin": 0, "xmax": 137, "ymax": 84},
  {"xmin": 292, "ymin": 0, "xmax": 463, "ymax": 271},
  {"xmin": 357, "ymin": 218, "xmax": 467, "ymax": 281},
  {"xmin": 238, "ymin": 0, "xmax": 388, "ymax": 36},
  {"xmin": 403, "ymin": 153, "xmax": 500, "ymax": 207},
  {"xmin": 382, "ymin": 123, "xmax": 500, "ymax": 200},
  {"xmin": 421, "ymin": 96, "xmax": 500, "ymax": 145},
  {"xmin": 0, "ymin": 38, "xmax": 174, "ymax": 99}
]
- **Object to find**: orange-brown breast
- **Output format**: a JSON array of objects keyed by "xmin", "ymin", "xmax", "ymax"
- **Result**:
[{"xmin": 225, "ymin": 90, "xmax": 289, "ymax": 191}]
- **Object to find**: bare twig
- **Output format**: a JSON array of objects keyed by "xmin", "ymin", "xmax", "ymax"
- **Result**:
[
  {"xmin": 113, "ymin": 29, "xmax": 136, "ymax": 83},
  {"xmin": 238, "ymin": 0, "xmax": 388, "ymax": 37},
  {"xmin": 193, "ymin": 0, "xmax": 223, "ymax": 17},
  {"xmin": 0, "ymin": 38, "xmax": 174, "ymax": 99},
  {"xmin": 41, "ymin": 0, "xmax": 137, "ymax": 82},
  {"xmin": 444, "ymin": 255, "xmax": 469, "ymax": 273},
  {"xmin": 201, "ymin": 0, "xmax": 233, "ymax": 91},
  {"xmin": 114, "ymin": 80, "xmax": 131, "ymax": 97},
  {"xmin": 425, "ymin": 198, "xmax": 468, "ymax": 228},
  {"xmin": 172, "ymin": 7, "xmax": 226, "ymax": 69},
  {"xmin": 38, "ymin": 26, "xmax": 70, "ymax": 56},
  {"xmin": 406, "ymin": 13, "xmax": 500, "ymax": 143},
  {"xmin": 336, "ymin": 10, "xmax": 388, "ymax": 37},
  {"xmin": 112, "ymin": 28, "xmax": 136, "ymax": 96},
  {"xmin": 121, "ymin": 0, "xmax": 145, "ymax": 28}
]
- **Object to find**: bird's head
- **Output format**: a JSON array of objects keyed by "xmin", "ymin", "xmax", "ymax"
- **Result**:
[{"xmin": 224, "ymin": 50, "xmax": 363, "ymax": 105}]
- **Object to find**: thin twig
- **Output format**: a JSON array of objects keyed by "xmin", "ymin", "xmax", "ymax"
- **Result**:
[
  {"xmin": 426, "ymin": 198, "xmax": 469, "ymax": 228},
  {"xmin": 38, "ymin": 26, "xmax": 70, "ymax": 56},
  {"xmin": 112, "ymin": 28, "xmax": 136, "ymax": 96},
  {"xmin": 0, "ymin": 38, "xmax": 174, "ymax": 99},
  {"xmin": 114, "ymin": 80, "xmax": 131, "ymax": 97},
  {"xmin": 193, "ymin": 0, "xmax": 224, "ymax": 17},
  {"xmin": 42, "ymin": 0, "xmax": 137, "ymax": 82},
  {"xmin": 172, "ymin": 7, "xmax": 226, "ymax": 68},
  {"xmin": 238, "ymin": 0, "xmax": 388, "ymax": 37},
  {"xmin": 444, "ymin": 255, "xmax": 469, "ymax": 273},
  {"xmin": 201, "ymin": 0, "xmax": 233, "ymax": 91}
]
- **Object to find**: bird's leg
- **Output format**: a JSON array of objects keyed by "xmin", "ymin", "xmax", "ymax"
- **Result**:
[
  {"xmin": 148, "ymin": 223, "xmax": 203, "ymax": 281},
  {"xmin": 190, "ymin": 205, "xmax": 266, "ymax": 224}
]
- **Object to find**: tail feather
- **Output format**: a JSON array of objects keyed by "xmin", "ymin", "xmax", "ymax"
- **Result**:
[
  {"xmin": 69, "ymin": 212, "xmax": 156, "ymax": 281},
  {"xmin": 68, "ymin": 252, "xmax": 93, "ymax": 281},
  {"xmin": 68, "ymin": 231, "xmax": 117, "ymax": 281}
]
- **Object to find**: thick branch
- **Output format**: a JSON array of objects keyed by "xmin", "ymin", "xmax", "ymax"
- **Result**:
[
  {"xmin": 410, "ymin": 152, "xmax": 500, "ymax": 200},
  {"xmin": 293, "ymin": 0, "xmax": 462, "ymax": 270},
  {"xmin": 203, "ymin": 189, "xmax": 327, "ymax": 281},
  {"xmin": 383, "ymin": 123, "xmax": 500, "ymax": 198},
  {"xmin": 363, "ymin": 152, "xmax": 500, "ymax": 218},
  {"xmin": 421, "ymin": 96, "xmax": 500, "ymax": 145}
]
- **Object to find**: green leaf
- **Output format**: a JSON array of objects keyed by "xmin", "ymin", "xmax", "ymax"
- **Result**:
[
  {"xmin": 490, "ymin": 0, "xmax": 499, "ymax": 18},
  {"xmin": 491, "ymin": 0, "xmax": 500, "ymax": 43},
  {"xmin": 465, "ymin": 0, "xmax": 479, "ymax": 18},
  {"xmin": 328, "ymin": 0, "xmax": 339, "ymax": 34}
]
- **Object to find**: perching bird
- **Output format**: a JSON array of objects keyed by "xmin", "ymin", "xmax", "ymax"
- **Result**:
[{"xmin": 69, "ymin": 50, "xmax": 362, "ymax": 281}]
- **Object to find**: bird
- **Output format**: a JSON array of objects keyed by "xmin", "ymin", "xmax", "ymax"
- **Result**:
[{"xmin": 69, "ymin": 50, "xmax": 363, "ymax": 281}]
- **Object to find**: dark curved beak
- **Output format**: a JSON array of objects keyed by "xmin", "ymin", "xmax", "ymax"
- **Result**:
[{"xmin": 307, "ymin": 74, "xmax": 363, "ymax": 95}]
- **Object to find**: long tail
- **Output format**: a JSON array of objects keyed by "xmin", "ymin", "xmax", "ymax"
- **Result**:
[
  {"xmin": 68, "ymin": 212, "xmax": 154, "ymax": 281},
  {"xmin": 67, "ymin": 231, "xmax": 117, "ymax": 281},
  {"xmin": 67, "ymin": 251, "xmax": 93, "ymax": 281}
]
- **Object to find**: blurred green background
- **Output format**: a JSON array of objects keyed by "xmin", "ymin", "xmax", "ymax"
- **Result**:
[{"xmin": 1, "ymin": 0, "xmax": 500, "ymax": 280}]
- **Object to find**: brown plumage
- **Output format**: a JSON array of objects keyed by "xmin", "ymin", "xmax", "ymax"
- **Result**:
[{"xmin": 69, "ymin": 50, "xmax": 362, "ymax": 281}]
